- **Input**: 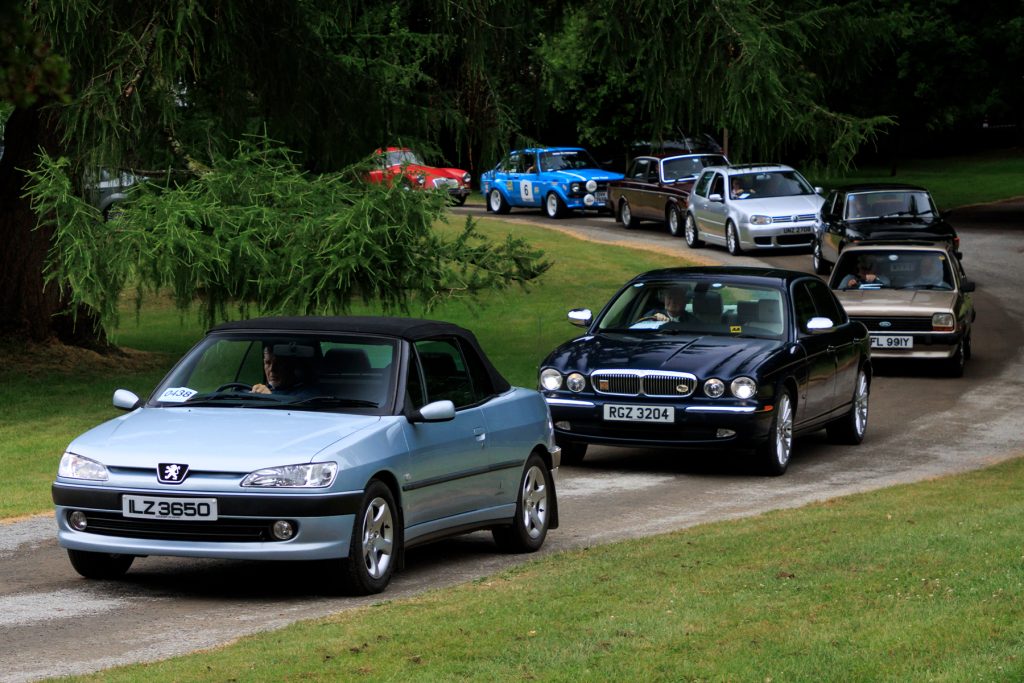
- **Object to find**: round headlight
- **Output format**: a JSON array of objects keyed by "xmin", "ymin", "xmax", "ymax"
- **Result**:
[
  {"xmin": 540, "ymin": 368, "xmax": 563, "ymax": 391},
  {"xmin": 750, "ymin": 215, "xmax": 772, "ymax": 225},
  {"xmin": 416, "ymin": 174, "xmax": 426, "ymax": 185},
  {"xmin": 570, "ymin": 182, "xmax": 582, "ymax": 194},
  {"xmin": 462, "ymin": 172, "xmax": 471, "ymax": 184},
  {"xmin": 583, "ymin": 194, "xmax": 596, "ymax": 206},
  {"xmin": 704, "ymin": 378, "xmax": 725, "ymax": 398},
  {"xmin": 731, "ymin": 377, "xmax": 757, "ymax": 400},
  {"xmin": 566, "ymin": 373, "xmax": 586, "ymax": 392},
  {"xmin": 585, "ymin": 179, "xmax": 598, "ymax": 192}
]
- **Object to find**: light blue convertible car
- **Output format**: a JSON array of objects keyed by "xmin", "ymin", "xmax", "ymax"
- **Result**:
[
  {"xmin": 480, "ymin": 146, "xmax": 624, "ymax": 218},
  {"xmin": 52, "ymin": 317, "xmax": 560, "ymax": 594}
]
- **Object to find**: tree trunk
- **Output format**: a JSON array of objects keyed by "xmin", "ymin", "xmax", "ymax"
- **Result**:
[{"xmin": 0, "ymin": 107, "xmax": 107, "ymax": 348}]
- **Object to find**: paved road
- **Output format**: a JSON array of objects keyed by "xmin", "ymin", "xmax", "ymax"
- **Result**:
[{"xmin": 3, "ymin": 199, "xmax": 1022, "ymax": 682}]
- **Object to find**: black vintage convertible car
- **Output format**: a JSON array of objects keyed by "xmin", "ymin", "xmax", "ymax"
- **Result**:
[{"xmin": 539, "ymin": 267, "xmax": 872, "ymax": 475}]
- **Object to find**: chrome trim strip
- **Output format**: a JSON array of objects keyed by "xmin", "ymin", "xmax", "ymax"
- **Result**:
[
  {"xmin": 684, "ymin": 406, "xmax": 758, "ymax": 414},
  {"xmin": 544, "ymin": 398, "xmax": 596, "ymax": 407}
]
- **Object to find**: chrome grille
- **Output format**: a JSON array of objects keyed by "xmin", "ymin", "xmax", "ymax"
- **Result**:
[
  {"xmin": 771, "ymin": 213, "xmax": 816, "ymax": 223},
  {"xmin": 591, "ymin": 370, "xmax": 696, "ymax": 397}
]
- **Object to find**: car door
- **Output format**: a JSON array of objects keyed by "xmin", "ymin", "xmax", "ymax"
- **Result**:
[
  {"xmin": 790, "ymin": 280, "xmax": 838, "ymax": 424},
  {"xmin": 804, "ymin": 278, "xmax": 859, "ymax": 416},
  {"xmin": 822, "ymin": 191, "xmax": 849, "ymax": 263},
  {"xmin": 696, "ymin": 171, "xmax": 729, "ymax": 241},
  {"xmin": 619, "ymin": 157, "xmax": 648, "ymax": 217},
  {"xmin": 400, "ymin": 338, "xmax": 496, "ymax": 530},
  {"xmin": 513, "ymin": 151, "xmax": 541, "ymax": 208}
]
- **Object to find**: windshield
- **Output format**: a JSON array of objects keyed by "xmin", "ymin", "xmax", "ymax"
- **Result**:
[
  {"xmin": 729, "ymin": 171, "xmax": 815, "ymax": 199},
  {"xmin": 150, "ymin": 333, "xmax": 399, "ymax": 413},
  {"xmin": 385, "ymin": 149, "xmax": 424, "ymax": 167},
  {"xmin": 845, "ymin": 191, "xmax": 937, "ymax": 220},
  {"xmin": 539, "ymin": 150, "xmax": 600, "ymax": 172},
  {"xmin": 597, "ymin": 280, "xmax": 786, "ymax": 339},
  {"xmin": 662, "ymin": 155, "xmax": 728, "ymax": 181},
  {"xmin": 831, "ymin": 250, "xmax": 954, "ymax": 290}
]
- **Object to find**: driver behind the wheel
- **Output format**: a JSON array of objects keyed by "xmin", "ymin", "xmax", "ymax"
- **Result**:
[{"xmin": 252, "ymin": 345, "xmax": 317, "ymax": 396}]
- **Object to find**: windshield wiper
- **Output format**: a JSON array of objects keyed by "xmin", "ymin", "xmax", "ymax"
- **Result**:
[
  {"xmin": 284, "ymin": 396, "xmax": 380, "ymax": 408},
  {"xmin": 179, "ymin": 393, "xmax": 282, "ymax": 406}
]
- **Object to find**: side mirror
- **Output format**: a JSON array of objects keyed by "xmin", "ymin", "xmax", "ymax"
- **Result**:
[
  {"xmin": 709, "ymin": 193, "xmax": 724, "ymax": 203},
  {"xmin": 962, "ymin": 279, "xmax": 976, "ymax": 292},
  {"xmin": 409, "ymin": 399, "xmax": 456, "ymax": 423},
  {"xmin": 567, "ymin": 308, "xmax": 593, "ymax": 327},
  {"xmin": 806, "ymin": 316, "xmax": 835, "ymax": 333},
  {"xmin": 814, "ymin": 186, "xmax": 824, "ymax": 195},
  {"xmin": 113, "ymin": 389, "xmax": 142, "ymax": 411}
]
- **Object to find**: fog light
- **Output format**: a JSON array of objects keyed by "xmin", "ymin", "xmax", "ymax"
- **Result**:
[
  {"xmin": 555, "ymin": 421, "xmax": 572, "ymax": 431},
  {"xmin": 272, "ymin": 520, "xmax": 295, "ymax": 541},
  {"xmin": 586, "ymin": 179, "xmax": 598, "ymax": 193},
  {"xmin": 583, "ymin": 194, "xmax": 596, "ymax": 207},
  {"xmin": 716, "ymin": 429, "xmax": 736, "ymax": 438},
  {"xmin": 69, "ymin": 510, "xmax": 88, "ymax": 531}
]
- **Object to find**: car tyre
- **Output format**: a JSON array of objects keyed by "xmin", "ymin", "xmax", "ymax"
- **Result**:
[
  {"xmin": 558, "ymin": 440, "xmax": 587, "ymax": 466},
  {"xmin": 488, "ymin": 188, "xmax": 510, "ymax": 214},
  {"xmin": 492, "ymin": 453, "xmax": 552, "ymax": 553},
  {"xmin": 826, "ymin": 368, "xmax": 869, "ymax": 444},
  {"xmin": 758, "ymin": 389, "xmax": 793, "ymax": 476},
  {"xmin": 684, "ymin": 213, "xmax": 703, "ymax": 248},
  {"xmin": 545, "ymin": 192, "xmax": 567, "ymax": 219},
  {"xmin": 812, "ymin": 239, "xmax": 831, "ymax": 275},
  {"xmin": 67, "ymin": 549, "xmax": 134, "ymax": 580},
  {"xmin": 619, "ymin": 199, "xmax": 638, "ymax": 229},
  {"xmin": 667, "ymin": 205, "xmax": 684, "ymax": 237},
  {"xmin": 726, "ymin": 221, "xmax": 743, "ymax": 256},
  {"xmin": 342, "ymin": 480, "xmax": 398, "ymax": 595}
]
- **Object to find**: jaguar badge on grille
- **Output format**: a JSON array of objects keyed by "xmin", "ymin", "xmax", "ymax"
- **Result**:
[
  {"xmin": 676, "ymin": 384, "xmax": 689, "ymax": 393},
  {"xmin": 598, "ymin": 379, "xmax": 609, "ymax": 391}
]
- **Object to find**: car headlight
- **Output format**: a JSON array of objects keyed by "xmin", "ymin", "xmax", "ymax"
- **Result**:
[
  {"xmin": 416, "ymin": 174, "xmax": 426, "ymax": 186},
  {"xmin": 585, "ymin": 179, "xmax": 597, "ymax": 192},
  {"xmin": 570, "ymin": 182, "xmax": 582, "ymax": 194},
  {"xmin": 540, "ymin": 368, "xmax": 563, "ymax": 391},
  {"xmin": 704, "ymin": 378, "xmax": 725, "ymax": 398},
  {"xmin": 932, "ymin": 312, "xmax": 955, "ymax": 331},
  {"xmin": 241, "ymin": 462, "xmax": 338, "ymax": 488},
  {"xmin": 730, "ymin": 377, "xmax": 757, "ymax": 399},
  {"xmin": 58, "ymin": 452, "xmax": 109, "ymax": 481},
  {"xmin": 566, "ymin": 372, "xmax": 586, "ymax": 392},
  {"xmin": 462, "ymin": 172, "xmax": 471, "ymax": 184},
  {"xmin": 749, "ymin": 215, "xmax": 772, "ymax": 225}
]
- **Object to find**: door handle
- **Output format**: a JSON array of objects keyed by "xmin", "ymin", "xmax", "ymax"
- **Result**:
[{"xmin": 473, "ymin": 427, "xmax": 486, "ymax": 443}]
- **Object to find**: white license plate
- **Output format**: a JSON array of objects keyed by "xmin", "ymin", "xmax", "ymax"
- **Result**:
[
  {"xmin": 782, "ymin": 226, "xmax": 810, "ymax": 234},
  {"xmin": 122, "ymin": 495, "xmax": 218, "ymax": 520},
  {"xmin": 603, "ymin": 404, "xmax": 675, "ymax": 423},
  {"xmin": 595, "ymin": 191, "xmax": 608, "ymax": 202},
  {"xmin": 870, "ymin": 335, "xmax": 914, "ymax": 349}
]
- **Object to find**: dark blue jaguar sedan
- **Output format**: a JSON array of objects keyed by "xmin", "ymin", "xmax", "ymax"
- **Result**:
[{"xmin": 539, "ymin": 267, "xmax": 872, "ymax": 475}]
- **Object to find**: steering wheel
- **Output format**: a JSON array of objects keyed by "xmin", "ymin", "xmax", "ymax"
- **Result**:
[{"xmin": 214, "ymin": 382, "xmax": 252, "ymax": 392}]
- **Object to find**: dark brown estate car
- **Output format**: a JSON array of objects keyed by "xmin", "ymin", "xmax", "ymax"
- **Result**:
[{"xmin": 609, "ymin": 153, "xmax": 728, "ymax": 237}]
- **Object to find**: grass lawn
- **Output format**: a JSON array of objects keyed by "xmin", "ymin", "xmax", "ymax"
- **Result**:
[{"xmin": 54, "ymin": 455, "xmax": 1024, "ymax": 682}]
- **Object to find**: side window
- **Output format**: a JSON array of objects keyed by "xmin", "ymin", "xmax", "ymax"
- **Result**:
[
  {"xmin": 710, "ymin": 173, "xmax": 725, "ymax": 198},
  {"xmin": 647, "ymin": 161, "xmax": 660, "ymax": 183},
  {"xmin": 415, "ymin": 338, "xmax": 475, "ymax": 408},
  {"xmin": 792, "ymin": 283, "xmax": 818, "ymax": 334},
  {"xmin": 459, "ymin": 339, "xmax": 497, "ymax": 403},
  {"xmin": 804, "ymin": 279, "xmax": 846, "ymax": 324},
  {"xmin": 631, "ymin": 158, "xmax": 650, "ymax": 180},
  {"xmin": 823, "ymin": 191, "xmax": 838, "ymax": 219},
  {"xmin": 516, "ymin": 153, "xmax": 535, "ymax": 174},
  {"xmin": 694, "ymin": 171, "xmax": 713, "ymax": 197}
]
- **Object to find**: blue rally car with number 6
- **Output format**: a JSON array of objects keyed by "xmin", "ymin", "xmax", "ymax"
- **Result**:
[
  {"xmin": 51, "ymin": 317, "xmax": 559, "ymax": 595},
  {"xmin": 481, "ymin": 147, "xmax": 624, "ymax": 219}
]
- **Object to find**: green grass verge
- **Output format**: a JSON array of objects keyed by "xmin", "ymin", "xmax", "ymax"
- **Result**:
[
  {"xmin": 54, "ymin": 456, "xmax": 1024, "ymax": 682},
  {"xmin": 0, "ymin": 217, "xmax": 687, "ymax": 519},
  {"xmin": 811, "ymin": 149, "xmax": 1024, "ymax": 210}
]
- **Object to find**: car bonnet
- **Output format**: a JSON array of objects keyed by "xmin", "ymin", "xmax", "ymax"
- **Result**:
[
  {"xmin": 64, "ymin": 407, "xmax": 384, "ymax": 469},
  {"xmin": 835, "ymin": 289, "xmax": 960, "ymax": 316}
]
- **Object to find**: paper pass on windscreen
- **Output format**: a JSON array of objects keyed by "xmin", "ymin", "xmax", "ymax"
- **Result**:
[{"xmin": 158, "ymin": 387, "xmax": 197, "ymax": 403}]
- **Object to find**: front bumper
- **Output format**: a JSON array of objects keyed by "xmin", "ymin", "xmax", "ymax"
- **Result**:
[
  {"xmin": 738, "ymin": 222, "xmax": 816, "ymax": 248},
  {"xmin": 544, "ymin": 395, "xmax": 774, "ymax": 449},
  {"xmin": 52, "ymin": 482, "xmax": 361, "ymax": 561}
]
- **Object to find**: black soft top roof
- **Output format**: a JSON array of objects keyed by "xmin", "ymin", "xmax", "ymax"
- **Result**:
[{"xmin": 209, "ymin": 316, "xmax": 511, "ymax": 392}]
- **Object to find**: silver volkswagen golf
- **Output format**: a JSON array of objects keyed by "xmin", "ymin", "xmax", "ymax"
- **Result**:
[
  {"xmin": 685, "ymin": 164, "xmax": 824, "ymax": 255},
  {"xmin": 52, "ymin": 316, "xmax": 560, "ymax": 594}
]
